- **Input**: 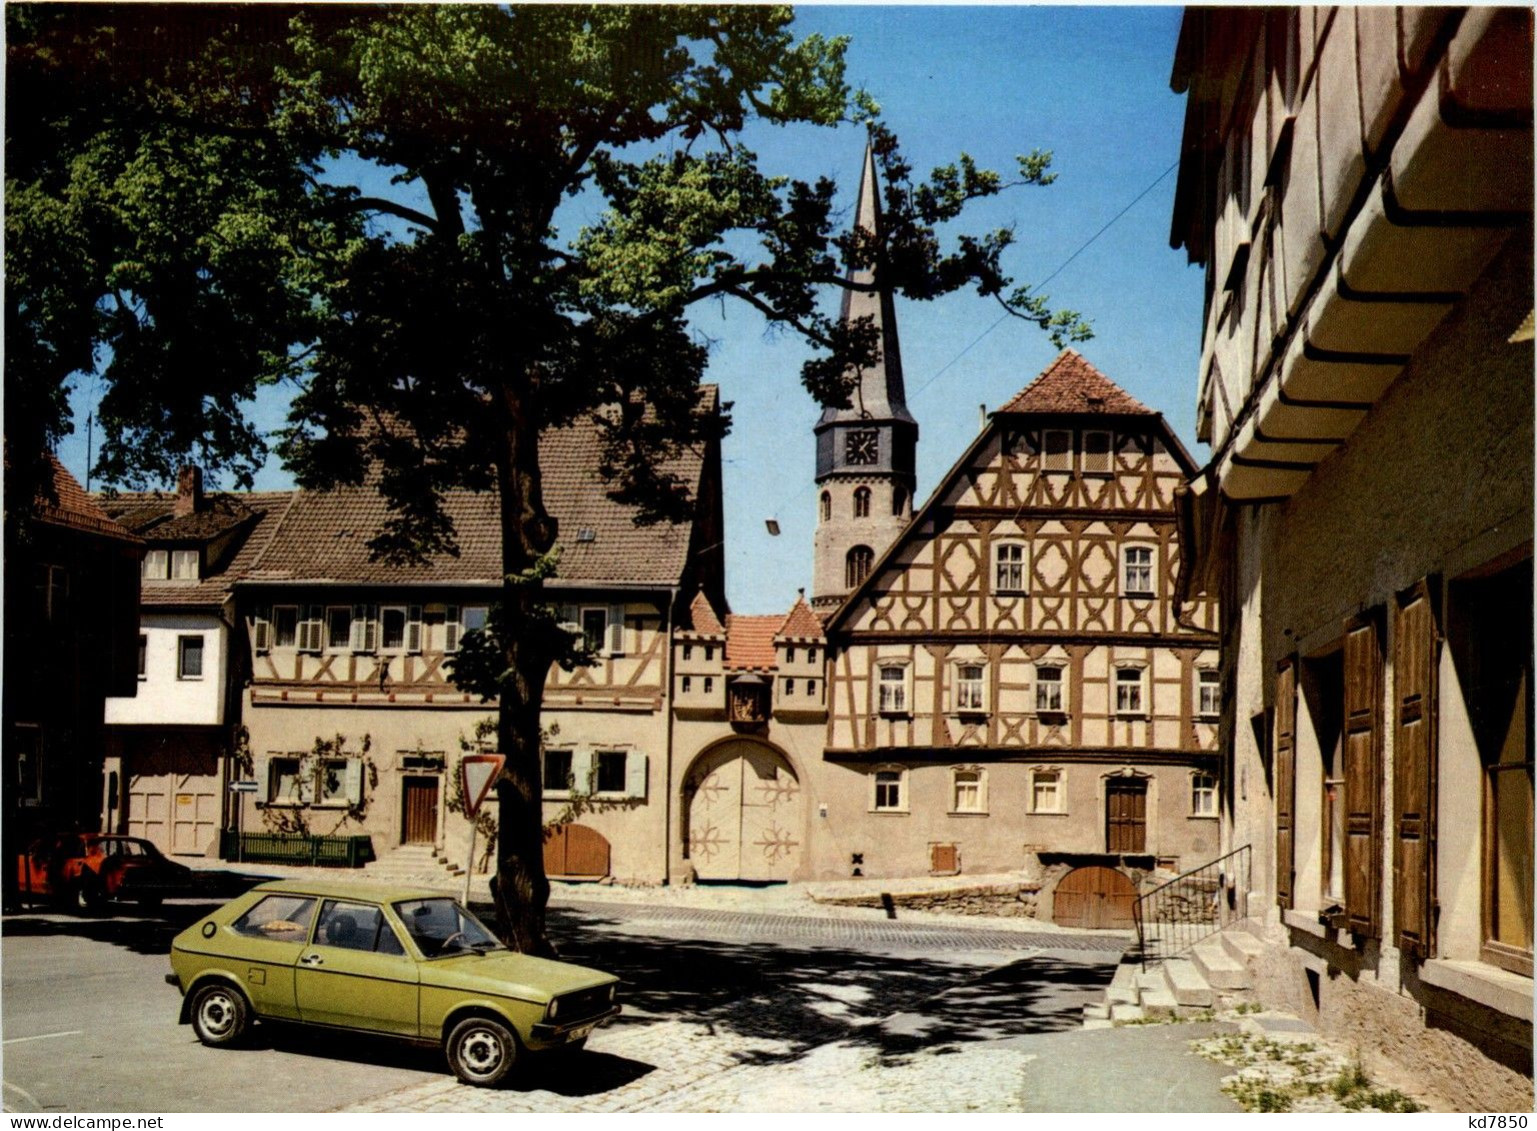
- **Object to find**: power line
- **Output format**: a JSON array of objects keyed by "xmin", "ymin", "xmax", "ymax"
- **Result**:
[{"xmin": 910, "ymin": 157, "xmax": 1181, "ymax": 403}]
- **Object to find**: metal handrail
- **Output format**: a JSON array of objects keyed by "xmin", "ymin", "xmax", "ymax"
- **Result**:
[{"xmin": 1132, "ymin": 844, "xmax": 1251, "ymax": 969}]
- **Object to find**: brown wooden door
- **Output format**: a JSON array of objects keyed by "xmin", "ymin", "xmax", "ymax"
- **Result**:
[
  {"xmin": 1054, "ymin": 865, "xmax": 1137, "ymax": 929},
  {"xmin": 543, "ymin": 824, "xmax": 611, "ymax": 879},
  {"xmin": 401, "ymin": 776, "xmax": 438, "ymax": 845},
  {"xmin": 1106, "ymin": 779, "xmax": 1147, "ymax": 853}
]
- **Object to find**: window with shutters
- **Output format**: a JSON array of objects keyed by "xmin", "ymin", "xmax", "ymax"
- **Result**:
[
  {"xmin": 1394, "ymin": 579, "xmax": 1439, "ymax": 961},
  {"xmin": 1342, "ymin": 614, "xmax": 1384, "ymax": 938},
  {"xmin": 380, "ymin": 606, "xmax": 408, "ymax": 652},
  {"xmin": 447, "ymin": 605, "xmax": 489, "ymax": 654},
  {"xmin": 1302, "ymin": 650, "xmax": 1347, "ymax": 912},
  {"xmin": 297, "ymin": 606, "xmax": 324, "ymax": 653},
  {"xmin": 1448, "ymin": 557, "xmax": 1533, "ymax": 976},
  {"xmin": 543, "ymin": 749, "xmax": 573, "ymax": 795},
  {"xmin": 595, "ymin": 751, "xmax": 627, "ymax": 795},
  {"xmin": 272, "ymin": 606, "xmax": 298, "ymax": 649},
  {"xmin": 314, "ymin": 759, "xmax": 350, "ymax": 807},
  {"xmin": 350, "ymin": 605, "xmax": 379, "ymax": 653},
  {"xmin": 268, "ymin": 756, "xmax": 307, "ymax": 805}
]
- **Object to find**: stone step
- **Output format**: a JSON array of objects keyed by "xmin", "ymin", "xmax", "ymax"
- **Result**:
[
  {"xmin": 1192, "ymin": 939, "xmax": 1251, "ymax": 990},
  {"xmin": 1138, "ymin": 986, "xmax": 1181, "ymax": 1019},
  {"xmin": 1082, "ymin": 1018, "xmax": 1115, "ymax": 1030},
  {"xmin": 1109, "ymin": 1002, "xmax": 1145, "ymax": 1023},
  {"xmin": 1221, "ymin": 928, "xmax": 1266, "ymax": 964},
  {"xmin": 1107, "ymin": 983, "xmax": 1140, "ymax": 1006},
  {"xmin": 1082, "ymin": 1001, "xmax": 1111, "ymax": 1021},
  {"xmin": 1161, "ymin": 958, "xmax": 1215, "ymax": 1007}
]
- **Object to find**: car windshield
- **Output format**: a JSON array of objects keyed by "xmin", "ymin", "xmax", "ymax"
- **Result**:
[{"xmin": 393, "ymin": 898, "xmax": 501, "ymax": 956}]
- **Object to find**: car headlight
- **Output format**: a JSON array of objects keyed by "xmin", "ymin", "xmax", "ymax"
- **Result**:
[{"xmin": 547, "ymin": 997, "xmax": 560, "ymax": 1020}]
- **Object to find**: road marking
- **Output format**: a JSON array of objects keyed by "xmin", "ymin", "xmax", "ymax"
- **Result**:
[{"xmin": 4, "ymin": 1030, "xmax": 83, "ymax": 1045}]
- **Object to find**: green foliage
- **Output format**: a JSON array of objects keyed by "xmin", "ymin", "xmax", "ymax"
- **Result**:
[{"xmin": 259, "ymin": 733, "xmax": 376, "ymax": 838}]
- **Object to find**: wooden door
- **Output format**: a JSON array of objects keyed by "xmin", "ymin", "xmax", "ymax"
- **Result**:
[
  {"xmin": 401, "ymin": 776, "xmax": 438, "ymax": 845},
  {"xmin": 1054, "ymin": 865, "xmax": 1137, "ymax": 929},
  {"xmin": 543, "ymin": 824, "xmax": 611, "ymax": 879},
  {"xmin": 686, "ymin": 741, "xmax": 801, "ymax": 882},
  {"xmin": 1106, "ymin": 778, "xmax": 1147, "ymax": 853}
]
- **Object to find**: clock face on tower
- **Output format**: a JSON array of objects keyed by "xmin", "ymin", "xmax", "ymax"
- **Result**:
[{"xmin": 845, "ymin": 429, "xmax": 880, "ymax": 466}]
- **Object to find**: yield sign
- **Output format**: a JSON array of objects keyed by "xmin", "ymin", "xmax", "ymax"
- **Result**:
[{"xmin": 460, "ymin": 754, "xmax": 506, "ymax": 818}]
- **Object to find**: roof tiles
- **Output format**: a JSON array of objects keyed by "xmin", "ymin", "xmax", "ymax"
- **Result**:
[
  {"xmin": 724, "ymin": 614, "xmax": 781, "ymax": 671},
  {"xmin": 998, "ymin": 350, "xmax": 1155, "ymax": 417}
]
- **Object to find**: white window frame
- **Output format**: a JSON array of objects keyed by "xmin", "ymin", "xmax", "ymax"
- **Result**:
[
  {"xmin": 177, "ymin": 634, "xmax": 205, "ymax": 681},
  {"xmin": 953, "ymin": 661, "xmax": 988, "ymax": 714},
  {"xmin": 266, "ymin": 755, "xmax": 310, "ymax": 806},
  {"xmin": 1197, "ymin": 669, "xmax": 1220, "ymax": 719},
  {"xmin": 1191, "ymin": 771, "xmax": 1218, "ymax": 817},
  {"xmin": 877, "ymin": 663, "xmax": 910, "ymax": 715},
  {"xmin": 350, "ymin": 604, "xmax": 379, "ymax": 653},
  {"xmin": 1122, "ymin": 544, "xmax": 1156, "ymax": 597},
  {"xmin": 379, "ymin": 605, "xmax": 424, "ymax": 655},
  {"xmin": 447, "ymin": 604, "xmax": 490, "ymax": 654},
  {"xmin": 951, "ymin": 766, "xmax": 986, "ymax": 814},
  {"xmin": 296, "ymin": 606, "xmax": 325, "ymax": 654},
  {"xmin": 170, "ymin": 548, "xmax": 200, "ymax": 581},
  {"xmin": 1030, "ymin": 766, "xmax": 1065, "ymax": 814},
  {"xmin": 593, "ymin": 750, "xmax": 629, "ymax": 796},
  {"xmin": 1083, "ymin": 429, "xmax": 1113, "ymax": 475},
  {"xmin": 871, "ymin": 767, "xmax": 907, "ymax": 813},
  {"xmin": 1115, "ymin": 667, "xmax": 1147, "ymax": 717},
  {"xmin": 325, "ymin": 606, "xmax": 353, "ymax": 654},
  {"xmin": 1042, "ymin": 428, "xmax": 1072, "ymax": 472},
  {"xmin": 141, "ymin": 549, "xmax": 169, "ymax": 581},
  {"xmin": 994, "ymin": 541, "xmax": 1028, "ymax": 594},
  {"xmin": 1035, "ymin": 664, "xmax": 1065, "ymax": 713}
]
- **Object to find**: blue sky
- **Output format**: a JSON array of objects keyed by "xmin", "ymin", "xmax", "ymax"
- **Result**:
[{"xmin": 55, "ymin": 6, "xmax": 1206, "ymax": 615}]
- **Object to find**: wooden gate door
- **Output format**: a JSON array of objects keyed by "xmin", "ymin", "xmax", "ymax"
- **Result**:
[
  {"xmin": 401, "ymin": 776, "xmax": 439, "ymax": 845},
  {"xmin": 686, "ymin": 741, "xmax": 801, "ymax": 881},
  {"xmin": 171, "ymin": 780, "xmax": 219, "ymax": 855},
  {"xmin": 544, "ymin": 824, "xmax": 611, "ymax": 879},
  {"xmin": 1106, "ymin": 778, "xmax": 1148, "ymax": 853},
  {"xmin": 1054, "ymin": 865, "xmax": 1138, "ymax": 929}
]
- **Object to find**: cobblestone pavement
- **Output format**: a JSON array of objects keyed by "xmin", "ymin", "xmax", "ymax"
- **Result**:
[{"xmin": 340, "ymin": 899, "xmax": 1123, "ymax": 1113}]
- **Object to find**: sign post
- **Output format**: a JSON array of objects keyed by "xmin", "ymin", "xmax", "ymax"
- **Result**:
[{"xmin": 459, "ymin": 754, "xmax": 505, "ymax": 905}]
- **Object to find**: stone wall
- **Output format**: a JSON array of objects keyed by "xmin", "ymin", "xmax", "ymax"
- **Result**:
[{"xmin": 814, "ymin": 881, "xmax": 1043, "ymax": 919}]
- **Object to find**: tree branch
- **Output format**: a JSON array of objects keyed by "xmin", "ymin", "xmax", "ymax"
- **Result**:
[{"xmin": 343, "ymin": 196, "xmax": 442, "ymax": 232}]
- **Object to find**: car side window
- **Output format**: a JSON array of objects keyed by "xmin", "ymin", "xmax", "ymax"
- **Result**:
[
  {"xmin": 315, "ymin": 899, "xmax": 406, "ymax": 955},
  {"xmin": 232, "ymin": 895, "xmax": 317, "ymax": 943}
]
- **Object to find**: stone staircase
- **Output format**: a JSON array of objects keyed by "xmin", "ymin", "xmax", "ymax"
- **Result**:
[
  {"xmin": 362, "ymin": 844, "xmax": 466, "ymax": 888},
  {"xmin": 1083, "ymin": 924, "xmax": 1266, "ymax": 1027}
]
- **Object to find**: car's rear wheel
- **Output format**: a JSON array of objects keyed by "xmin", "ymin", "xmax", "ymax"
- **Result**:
[
  {"xmin": 77, "ymin": 875, "xmax": 107, "ymax": 914},
  {"xmin": 445, "ymin": 1016, "xmax": 517, "ymax": 1087},
  {"xmin": 190, "ymin": 983, "xmax": 250, "ymax": 1047}
]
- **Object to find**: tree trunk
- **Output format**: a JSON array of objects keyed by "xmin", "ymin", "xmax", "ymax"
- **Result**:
[{"xmin": 489, "ymin": 377, "xmax": 559, "ymax": 957}]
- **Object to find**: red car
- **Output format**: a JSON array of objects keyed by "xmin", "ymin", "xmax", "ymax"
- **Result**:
[{"xmin": 16, "ymin": 834, "xmax": 197, "ymax": 912}]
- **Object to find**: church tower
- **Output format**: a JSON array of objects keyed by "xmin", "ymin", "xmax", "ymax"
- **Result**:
[{"xmin": 812, "ymin": 144, "xmax": 918, "ymax": 610}]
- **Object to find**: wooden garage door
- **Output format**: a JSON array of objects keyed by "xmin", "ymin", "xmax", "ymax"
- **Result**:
[
  {"xmin": 544, "ymin": 824, "xmax": 611, "ymax": 879},
  {"xmin": 1054, "ymin": 865, "xmax": 1138, "ymax": 930}
]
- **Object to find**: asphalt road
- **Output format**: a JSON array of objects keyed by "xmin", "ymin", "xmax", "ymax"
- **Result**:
[{"xmin": 2, "ymin": 897, "xmax": 1123, "ymax": 1113}]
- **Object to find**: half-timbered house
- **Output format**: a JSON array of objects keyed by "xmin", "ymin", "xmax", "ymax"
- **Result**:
[
  {"xmin": 814, "ymin": 351, "xmax": 1222, "ymax": 908},
  {"xmin": 232, "ymin": 389, "xmax": 725, "ymax": 884},
  {"xmin": 1170, "ymin": 6, "xmax": 1532, "ymax": 1108}
]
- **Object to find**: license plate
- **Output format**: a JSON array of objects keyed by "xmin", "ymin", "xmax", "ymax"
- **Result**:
[{"xmin": 568, "ymin": 1024, "xmax": 594, "ymax": 1042}]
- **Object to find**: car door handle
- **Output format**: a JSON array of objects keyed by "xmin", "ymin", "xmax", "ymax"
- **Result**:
[{"xmin": 299, "ymin": 954, "xmax": 324, "ymax": 967}]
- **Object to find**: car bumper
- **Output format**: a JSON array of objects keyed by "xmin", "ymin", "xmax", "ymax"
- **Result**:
[{"xmin": 529, "ymin": 1004, "xmax": 621, "ymax": 1043}]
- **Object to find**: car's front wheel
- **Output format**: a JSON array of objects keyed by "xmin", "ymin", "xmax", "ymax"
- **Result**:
[
  {"xmin": 190, "ymin": 983, "xmax": 250, "ymax": 1047},
  {"xmin": 76, "ymin": 875, "xmax": 107, "ymax": 914},
  {"xmin": 445, "ymin": 1016, "xmax": 517, "ymax": 1087}
]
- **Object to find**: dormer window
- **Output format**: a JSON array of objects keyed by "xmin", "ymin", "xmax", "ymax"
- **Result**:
[
  {"xmin": 1043, "ymin": 429, "xmax": 1071, "ymax": 471},
  {"xmin": 141, "ymin": 549, "xmax": 168, "ymax": 581},
  {"xmin": 1083, "ymin": 431, "xmax": 1112, "ymax": 474},
  {"xmin": 171, "ymin": 549, "xmax": 199, "ymax": 580}
]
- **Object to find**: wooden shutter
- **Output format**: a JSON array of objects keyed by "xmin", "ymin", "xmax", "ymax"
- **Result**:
[
  {"xmin": 1394, "ymin": 580, "xmax": 1438, "ymax": 958},
  {"xmin": 253, "ymin": 753, "xmax": 272, "ymax": 802},
  {"xmin": 570, "ymin": 749, "xmax": 594, "ymax": 796},
  {"xmin": 445, "ymin": 605, "xmax": 461, "ymax": 653},
  {"xmin": 607, "ymin": 605, "xmax": 626, "ymax": 655},
  {"xmin": 344, "ymin": 758, "xmax": 365, "ymax": 806},
  {"xmin": 406, "ymin": 606, "xmax": 423, "ymax": 653},
  {"xmin": 252, "ymin": 607, "xmax": 272, "ymax": 653},
  {"xmin": 1343, "ymin": 614, "xmax": 1384, "ymax": 937},
  {"xmin": 1275, "ymin": 659, "xmax": 1297, "ymax": 911},
  {"xmin": 625, "ymin": 752, "xmax": 648, "ymax": 800}
]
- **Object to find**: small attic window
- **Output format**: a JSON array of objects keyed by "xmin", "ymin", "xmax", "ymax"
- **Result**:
[{"xmin": 576, "ymin": 529, "xmax": 596, "ymax": 543}]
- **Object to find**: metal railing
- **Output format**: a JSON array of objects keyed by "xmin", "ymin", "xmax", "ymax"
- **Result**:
[
  {"xmin": 220, "ymin": 831, "xmax": 375, "ymax": 868},
  {"xmin": 1132, "ymin": 844, "xmax": 1251, "ymax": 969}
]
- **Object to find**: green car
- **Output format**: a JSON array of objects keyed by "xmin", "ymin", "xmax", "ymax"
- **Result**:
[{"xmin": 167, "ymin": 879, "xmax": 620, "ymax": 1087}]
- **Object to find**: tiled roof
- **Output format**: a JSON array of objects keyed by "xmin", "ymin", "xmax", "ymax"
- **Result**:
[
  {"xmin": 102, "ymin": 493, "xmax": 254, "ymax": 541},
  {"xmin": 997, "ymin": 350, "xmax": 1155, "ymax": 417},
  {"xmin": 37, "ymin": 455, "xmax": 140, "ymax": 543},
  {"xmin": 245, "ymin": 389, "xmax": 718, "ymax": 589},
  {"xmin": 100, "ymin": 490, "xmax": 293, "ymax": 608},
  {"xmin": 724, "ymin": 614, "xmax": 781, "ymax": 671},
  {"xmin": 687, "ymin": 589, "xmax": 725, "ymax": 635},
  {"xmin": 777, "ymin": 593, "xmax": 824, "ymax": 640}
]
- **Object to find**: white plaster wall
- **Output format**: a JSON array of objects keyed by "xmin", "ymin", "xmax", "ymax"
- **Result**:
[{"xmin": 106, "ymin": 612, "xmax": 227, "ymax": 726}]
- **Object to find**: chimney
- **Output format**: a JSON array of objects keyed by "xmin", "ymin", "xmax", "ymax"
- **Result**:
[{"xmin": 174, "ymin": 466, "xmax": 204, "ymax": 517}]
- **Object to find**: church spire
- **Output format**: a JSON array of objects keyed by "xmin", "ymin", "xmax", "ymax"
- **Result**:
[
  {"xmin": 810, "ymin": 142, "xmax": 920, "ymax": 611},
  {"xmin": 824, "ymin": 142, "xmax": 915, "ymax": 428}
]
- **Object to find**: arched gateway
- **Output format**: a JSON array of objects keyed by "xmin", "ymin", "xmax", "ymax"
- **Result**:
[{"xmin": 683, "ymin": 739, "xmax": 803, "ymax": 882}]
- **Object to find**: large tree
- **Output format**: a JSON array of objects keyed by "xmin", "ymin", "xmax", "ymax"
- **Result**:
[{"xmin": 6, "ymin": 4, "xmax": 1089, "ymax": 953}]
